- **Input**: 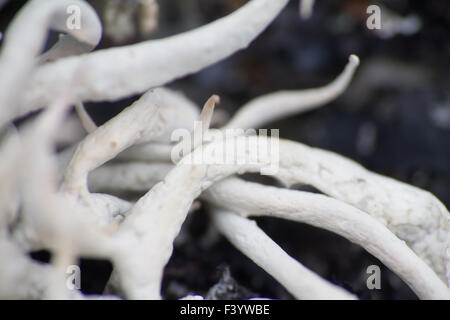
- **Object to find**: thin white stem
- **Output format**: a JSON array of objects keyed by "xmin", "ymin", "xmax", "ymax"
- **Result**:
[
  {"xmin": 212, "ymin": 209, "xmax": 357, "ymax": 300},
  {"xmin": 225, "ymin": 55, "xmax": 359, "ymax": 129}
]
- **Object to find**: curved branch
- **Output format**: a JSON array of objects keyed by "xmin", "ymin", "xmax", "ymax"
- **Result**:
[
  {"xmin": 18, "ymin": 0, "xmax": 290, "ymax": 118},
  {"xmin": 61, "ymin": 87, "xmax": 197, "ymax": 195},
  {"xmin": 205, "ymin": 178, "xmax": 450, "ymax": 299},
  {"xmin": 224, "ymin": 55, "xmax": 359, "ymax": 129},
  {"xmin": 212, "ymin": 209, "xmax": 357, "ymax": 300},
  {"xmin": 0, "ymin": 0, "xmax": 101, "ymax": 128}
]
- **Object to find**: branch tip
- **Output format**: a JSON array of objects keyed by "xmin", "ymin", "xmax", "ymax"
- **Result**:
[
  {"xmin": 349, "ymin": 54, "xmax": 360, "ymax": 67},
  {"xmin": 200, "ymin": 94, "xmax": 220, "ymax": 129}
]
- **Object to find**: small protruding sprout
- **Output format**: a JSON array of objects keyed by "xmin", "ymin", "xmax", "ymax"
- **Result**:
[
  {"xmin": 199, "ymin": 95, "xmax": 220, "ymax": 132},
  {"xmin": 173, "ymin": 94, "xmax": 220, "ymax": 163}
]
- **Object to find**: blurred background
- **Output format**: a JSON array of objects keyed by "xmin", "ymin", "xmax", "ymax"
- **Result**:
[{"xmin": 1, "ymin": 0, "xmax": 449, "ymax": 299}]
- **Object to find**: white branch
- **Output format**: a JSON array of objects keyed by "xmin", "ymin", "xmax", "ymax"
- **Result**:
[
  {"xmin": 224, "ymin": 55, "xmax": 359, "ymax": 129},
  {"xmin": 112, "ymin": 135, "xmax": 286, "ymax": 299},
  {"xmin": 18, "ymin": 0, "xmax": 290, "ymax": 118},
  {"xmin": 0, "ymin": 0, "xmax": 101, "ymax": 128},
  {"xmin": 61, "ymin": 87, "xmax": 196, "ymax": 195},
  {"xmin": 212, "ymin": 209, "xmax": 357, "ymax": 300},
  {"xmin": 205, "ymin": 178, "xmax": 450, "ymax": 299},
  {"xmin": 117, "ymin": 142, "xmax": 174, "ymax": 163},
  {"xmin": 89, "ymin": 162, "xmax": 172, "ymax": 194}
]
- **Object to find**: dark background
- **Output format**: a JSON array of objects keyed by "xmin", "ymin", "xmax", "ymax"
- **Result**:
[{"xmin": 1, "ymin": 0, "xmax": 449, "ymax": 300}]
